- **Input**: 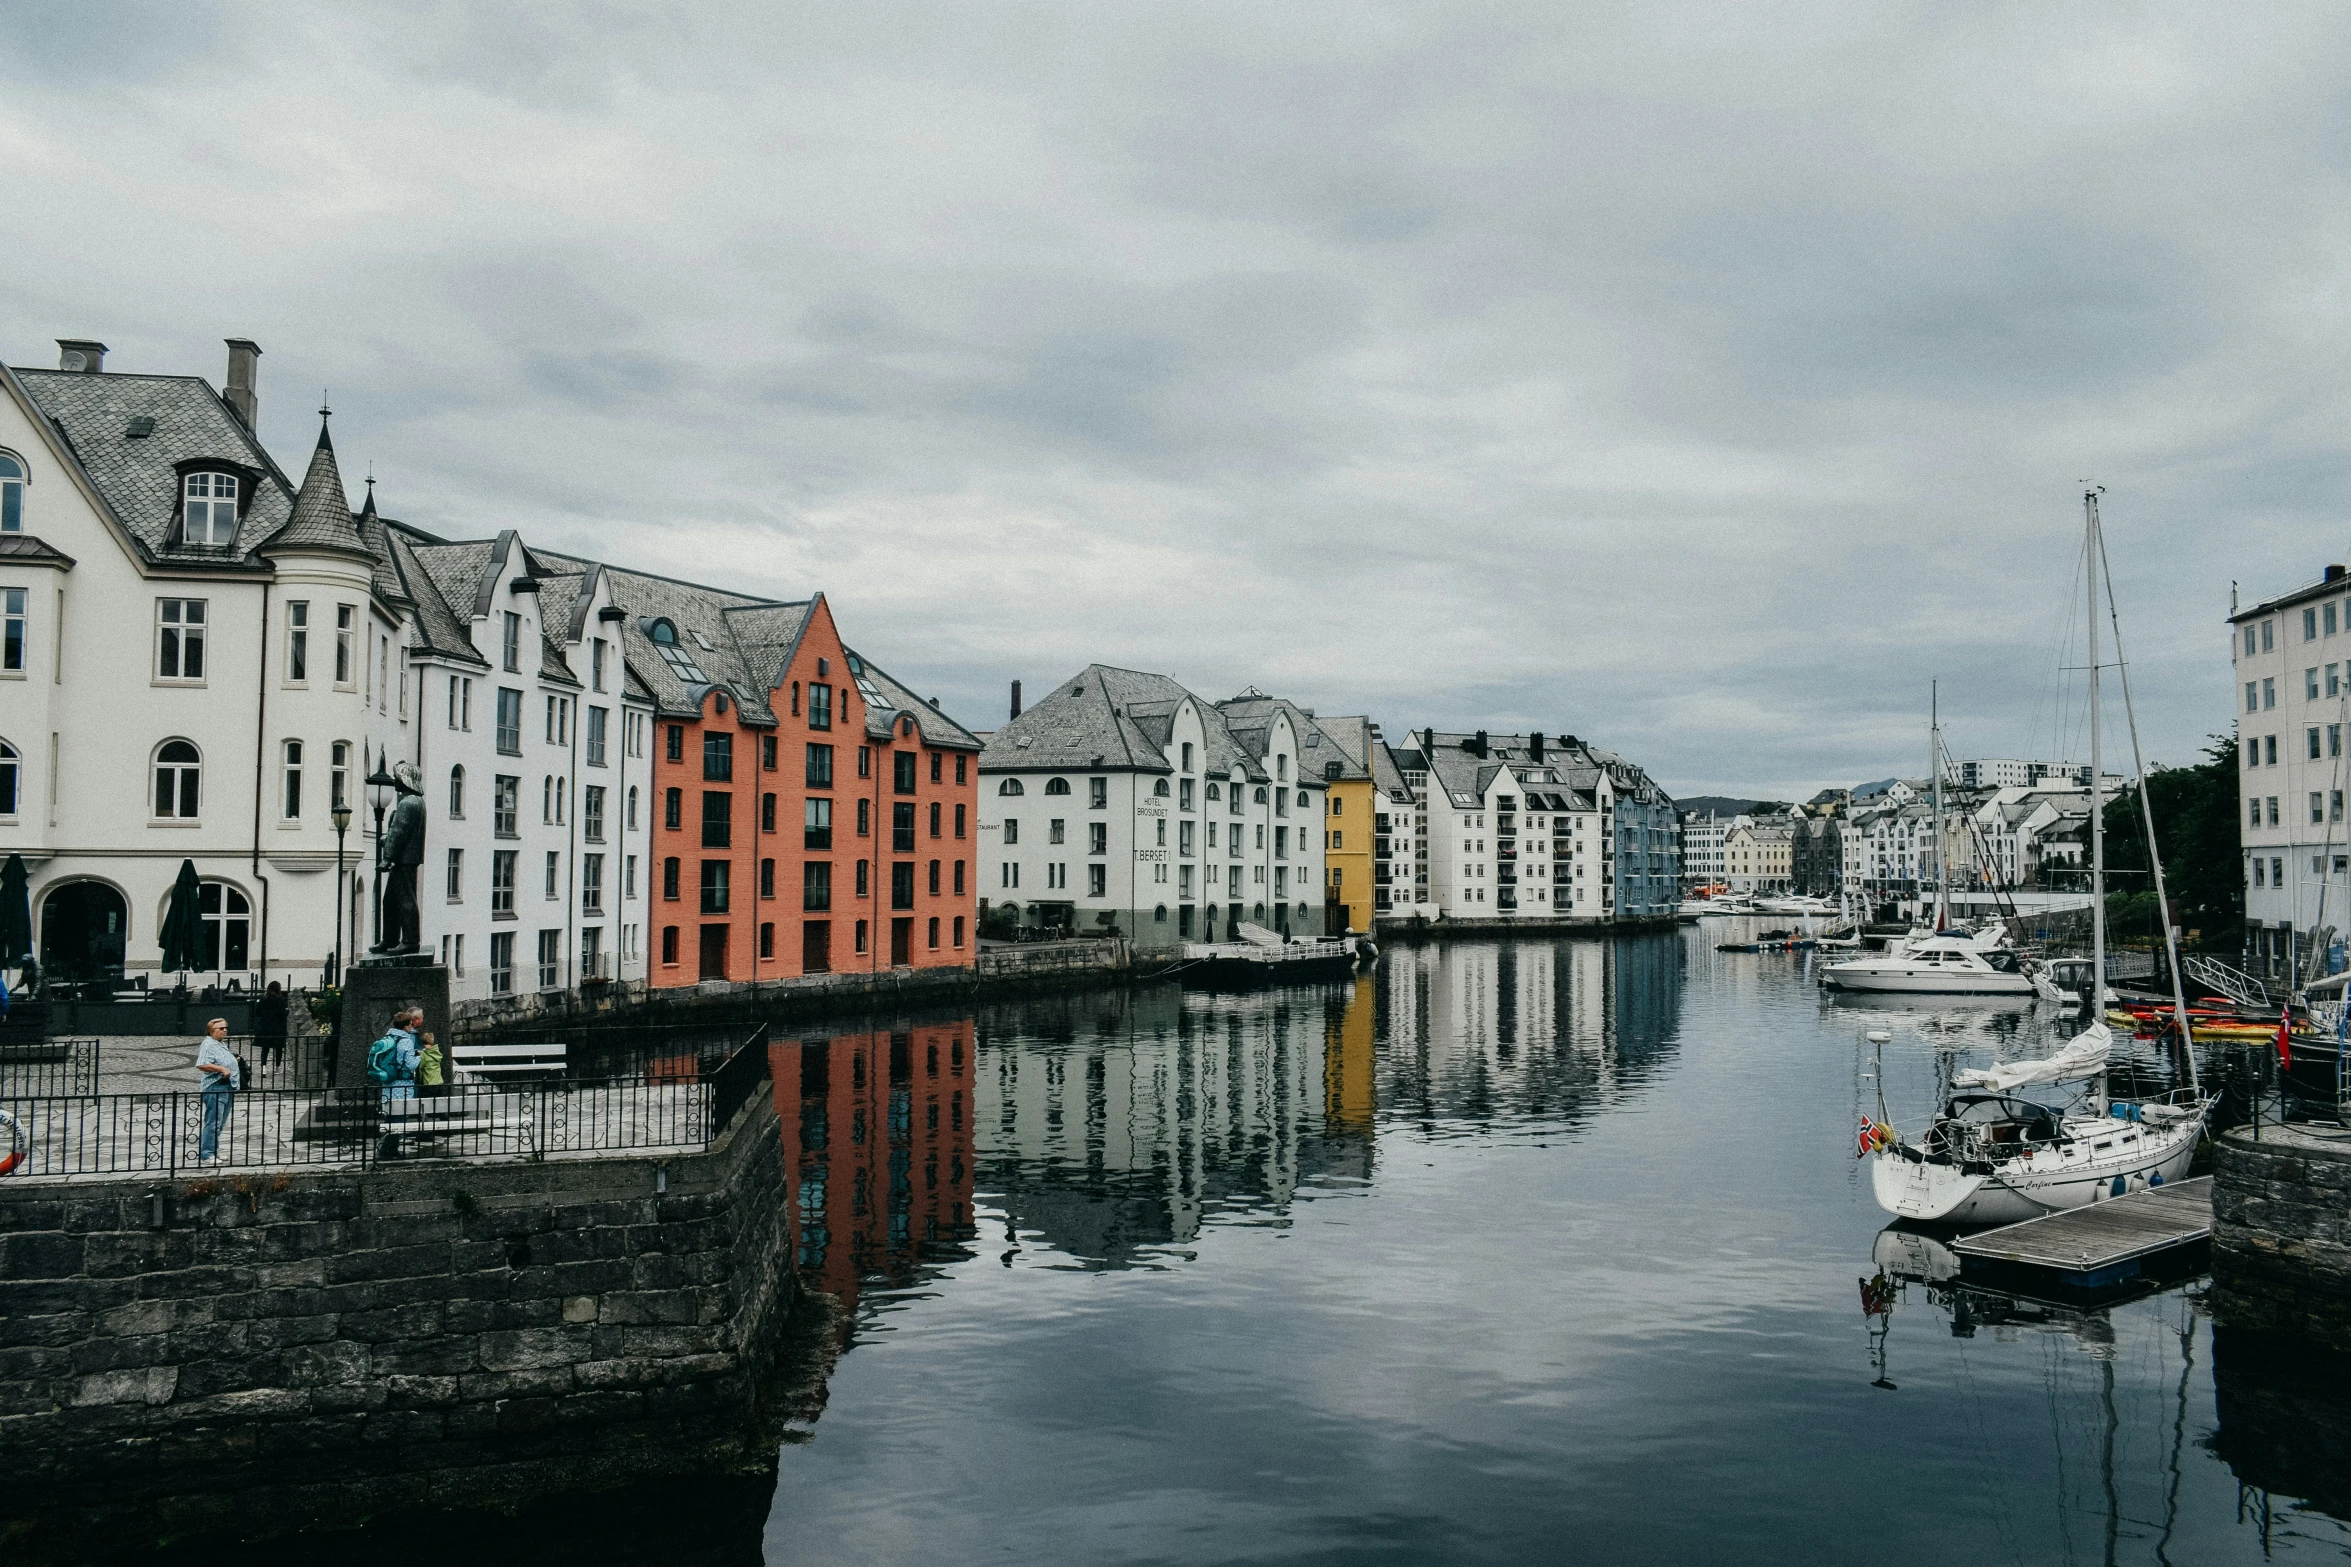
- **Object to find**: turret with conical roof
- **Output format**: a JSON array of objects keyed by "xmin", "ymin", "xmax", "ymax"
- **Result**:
[{"xmin": 262, "ymin": 412, "xmax": 373, "ymax": 559}]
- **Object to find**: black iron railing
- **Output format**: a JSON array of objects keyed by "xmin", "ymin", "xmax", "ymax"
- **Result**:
[
  {"xmin": 0, "ymin": 1038, "xmax": 100, "ymax": 1098},
  {"xmin": 0, "ymin": 1023, "xmax": 770, "ymax": 1181}
]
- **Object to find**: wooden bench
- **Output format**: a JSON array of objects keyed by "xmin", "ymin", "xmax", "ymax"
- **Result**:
[{"xmin": 448, "ymin": 1040, "xmax": 567, "ymax": 1086}]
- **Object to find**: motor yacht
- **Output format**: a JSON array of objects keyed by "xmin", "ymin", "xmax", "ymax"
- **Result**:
[{"xmin": 1821, "ymin": 932, "xmax": 2035, "ymax": 995}]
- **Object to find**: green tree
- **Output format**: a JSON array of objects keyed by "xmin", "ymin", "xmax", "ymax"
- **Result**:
[{"xmin": 2101, "ymin": 734, "xmax": 2243, "ymax": 951}]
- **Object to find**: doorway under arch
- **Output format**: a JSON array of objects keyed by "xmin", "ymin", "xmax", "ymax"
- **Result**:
[{"xmin": 40, "ymin": 881, "xmax": 127, "ymax": 985}]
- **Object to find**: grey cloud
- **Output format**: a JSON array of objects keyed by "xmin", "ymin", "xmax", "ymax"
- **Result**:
[{"xmin": 5, "ymin": 3, "xmax": 2346, "ymax": 797}]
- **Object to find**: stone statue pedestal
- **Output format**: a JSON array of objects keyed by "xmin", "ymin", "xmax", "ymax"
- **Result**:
[{"xmin": 334, "ymin": 957, "xmax": 451, "ymax": 1089}]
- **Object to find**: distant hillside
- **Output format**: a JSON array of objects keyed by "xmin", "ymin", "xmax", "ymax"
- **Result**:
[{"xmin": 1676, "ymin": 795, "xmax": 1790, "ymax": 818}]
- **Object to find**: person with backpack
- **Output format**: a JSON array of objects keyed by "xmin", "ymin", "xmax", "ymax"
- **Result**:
[
  {"xmin": 194, "ymin": 1017, "xmax": 240, "ymax": 1164},
  {"xmin": 369, "ymin": 1008, "xmax": 423, "ymax": 1161}
]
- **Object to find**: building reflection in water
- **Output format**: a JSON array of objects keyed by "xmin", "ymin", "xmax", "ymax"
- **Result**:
[
  {"xmin": 1373, "ymin": 933, "xmax": 1683, "ymax": 1130},
  {"xmin": 769, "ymin": 1021, "xmax": 981, "ymax": 1317},
  {"xmin": 966, "ymin": 934, "xmax": 1681, "ymax": 1269}
]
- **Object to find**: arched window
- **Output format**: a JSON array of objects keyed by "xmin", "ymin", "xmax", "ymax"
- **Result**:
[
  {"xmin": 281, "ymin": 739, "xmax": 303, "ymax": 820},
  {"xmin": 1204, "ymin": 782, "xmax": 1221, "ymax": 801},
  {"xmin": 1252, "ymin": 903, "xmax": 1265, "ymax": 921},
  {"xmin": 1277, "ymin": 755, "xmax": 1289, "ymax": 783},
  {"xmin": 0, "ymin": 739, "xmax": 16, "ymax": 816},
  {"xmin": 1297, "ymin": 790, "xmax": 1310, "ymax": 807},
  {"xmin": 646, "ymin": 619, "xmax": 708, "ymax": 682},
  {"xmin": 1154, "ymin": 905, "xmax": 1168, "ymax": 922},
  {"xmin": 650, "ymin": 618, "xmax": 676, "ymax": 643},
  {"xmin": 449, "ymin": 765, "xmax": 466, "ymax": 818},
  {"xmin": 1043, "ymin": 778, "xmax": 1070, "ymax": 796},
  {"xmin": 197, "ymin": 882, "xmax": 251, "ymax": 972},
  {"xmin": 1253, "ymin": 786, "xmax": 1267, "ymax": 805},
  {"xmin": 0, "ymin": 451, "xmax": 23, "ymax": 533},
  {"xmin": 1152, "ymin": 779, "xmax": 1170, "ymax": 797},
  {"xmin": 153, "ymin": 740, "xmax": 201, "ymax": 819},
  {"xmin": 331, "ymin": 741, "xmax": 351, "ymax": 812},
  {"xmin": 626, "ymin": 785, "xmax": 639, "ymax": 831},
  {"xmin": 181, "ymin": 471, "xmax": 239, "ymax": 547},
  {"xmin": 998, "ymin": 778, "xmax": 1025, "ymax": 796}
]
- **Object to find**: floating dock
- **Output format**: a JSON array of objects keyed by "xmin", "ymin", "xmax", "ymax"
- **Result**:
[{"xmin": 1951, "ymin": 1176, "xmax": 2212, "ymax": 1288}]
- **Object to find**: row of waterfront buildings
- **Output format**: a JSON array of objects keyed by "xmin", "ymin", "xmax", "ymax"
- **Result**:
[
  {"xmin": 0, "ymin": 337, "xmax": 1680, "ymax": 1005},
  {"xmin": 1681, "ymin": 764, "xmax": 2126, "ymax": 902}
]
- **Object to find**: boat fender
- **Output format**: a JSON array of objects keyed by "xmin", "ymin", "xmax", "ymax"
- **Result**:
[
  {"xmin": 2110, "ymin": 1175, "xmax": 2126, "ymax": 1198},
  {"xmin": 2150, "ymin": 1171, "xmax": 2163, "ymax": 1187}
]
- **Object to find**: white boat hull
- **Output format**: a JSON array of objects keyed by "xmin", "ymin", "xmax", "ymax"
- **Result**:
[
  {"xmin": 1869, "ymin": 1114, "xmax": 2203, "ymax": 1223},
  {"xmin": 1822, "ymin": 967, "xmax": 2035, "ymax": 996}
]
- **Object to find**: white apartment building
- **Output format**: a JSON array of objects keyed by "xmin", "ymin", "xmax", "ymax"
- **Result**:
[
  {"xmin": 1681, "ymin": 811, "xmax": 1731, "ymax": 887},
  {"xmin": 977, "ymin": 666, "xmax": 1329, "ymax": 955},
  {"xmin": 0, "ymin": 337, "xmax": 652, "ymax": 1000},
  {"xmin": 1371, "ymin": 734, "xmax": 1429, "ymax": 917},
  {"xmin": 1417, "ymin": 731, "xmax": 1603, "ymax": 921},
  {"xmin": 387, "ymin": 526, "xmax": 657, "ymax": 1002},
  {"xmin": 2233, "ymin": 564, "xmax": 2351, "ymax": 978}
]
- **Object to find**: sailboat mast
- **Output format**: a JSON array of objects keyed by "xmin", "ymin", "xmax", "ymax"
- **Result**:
[
  {"xmin": 1932, "ymin": 681, "xmax": 1945, "ymax": 931},
  {"xmin": 2087, "ymin": 489, "xmax": 2109, "ymax": 1114}
]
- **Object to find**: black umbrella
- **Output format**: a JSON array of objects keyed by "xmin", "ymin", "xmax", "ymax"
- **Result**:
[
  {"xmin": 158, "ymin": 859, "xmax": 205, "ymax": 977},
  {"xmin": 0, "ymin": 854, "xmax": 28, "ymax": 965}
]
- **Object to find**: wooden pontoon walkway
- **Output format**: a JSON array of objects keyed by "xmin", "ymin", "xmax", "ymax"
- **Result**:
[{"xmin": 1951, "ymin": 1176, "xmax": 2212, "ymax": 1276}]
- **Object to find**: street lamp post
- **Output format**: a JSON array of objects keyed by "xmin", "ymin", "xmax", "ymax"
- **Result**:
[
  {"xmin": 331, "ymin": 803, "xmax": 352, "ymax": 986},
  {"xmin": 365, "ymin": 756, "xmax": 398, "ymax": 955}
]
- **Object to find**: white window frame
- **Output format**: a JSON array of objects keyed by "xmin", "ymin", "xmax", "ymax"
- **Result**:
[{"xmin": 154, "ymin": 598, "xmax": 208, "ymax": 683}]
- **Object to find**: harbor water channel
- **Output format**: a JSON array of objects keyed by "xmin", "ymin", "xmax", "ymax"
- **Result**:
[{"xmin": 744, "ymin": 919, "xmax": 2351, "ymax": 1566}]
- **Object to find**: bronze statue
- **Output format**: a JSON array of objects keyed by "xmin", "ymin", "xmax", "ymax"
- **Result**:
[{"xmin": 376, "ymin": 760, "xmax": 426, "ymax": 954}]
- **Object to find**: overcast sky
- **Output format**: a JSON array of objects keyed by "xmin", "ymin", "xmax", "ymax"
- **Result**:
[{"xmin": 7, "ymin": 4, "xmax": 2344, "ymax": 798}]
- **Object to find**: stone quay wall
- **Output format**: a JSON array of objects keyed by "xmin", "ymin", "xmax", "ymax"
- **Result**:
[
  {"xmin": 2212, "ymin": 1124, "xmax": 2351, "ymax": 1352},
  {"xmin": 0, "ymin": 1086, "xmax": 790, "ymax": 1546},
  {"xmin": 450, "ymin": 936, "xmax": 1135, "ymax": 1030}
]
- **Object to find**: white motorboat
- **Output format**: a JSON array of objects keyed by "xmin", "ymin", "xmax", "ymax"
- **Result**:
[
  {"xmin": 1822, "ymin": 932, "xmax": 2035, "ymax": 995},
  {"xmin": 1755, "ymin": 894, "xmax": 1837, "ymax": 916},
  {"xmin": 1866, "ymin": 489, "xmax": 2209, "ymax": 1224}
]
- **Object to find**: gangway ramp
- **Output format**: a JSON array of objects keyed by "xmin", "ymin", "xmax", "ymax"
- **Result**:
[{"xmin": 1950, "ymin": 1176, "xmax": 2212, "ymax": 1287}]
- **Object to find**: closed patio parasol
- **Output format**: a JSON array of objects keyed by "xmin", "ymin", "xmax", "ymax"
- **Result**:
[
  {"xmin": 159, "ymin": 859, "xmax": 205, "ymax": 978},
  {"xmin": 0, "ymin": 854, "xmax": 28, "ymax": 965}
]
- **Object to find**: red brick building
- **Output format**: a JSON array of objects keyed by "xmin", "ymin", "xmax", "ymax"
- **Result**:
[{"xmin": 583, "ymin": 572, "xmax": 979, "ymax": 985}]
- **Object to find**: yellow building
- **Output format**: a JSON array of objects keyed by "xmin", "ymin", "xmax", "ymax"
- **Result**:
[{"xmin": 1312, "ymin": 715, "xmax": 1380, "ymax": 935}]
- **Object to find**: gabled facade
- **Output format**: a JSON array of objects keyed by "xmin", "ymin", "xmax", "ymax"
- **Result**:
[
  {"xmin": 0, "ymin": 340, "xmax": 412, "ymax": 990},
  {"xmin": 977, "ymin": 665, "xmax": 1329, "ymax": 955},
  {"xmin": 1370, "ymin": 735, "xmax": 1428, "ymax": 918},
  {"xmin": 572, "ymin": 570, "xmax": 981, "ymax": 987}
]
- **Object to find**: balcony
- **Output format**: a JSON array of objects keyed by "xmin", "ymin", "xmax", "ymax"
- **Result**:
[{"xmin": 1496, "ymin": 891, "xmax": 1518, "ymax": 911}]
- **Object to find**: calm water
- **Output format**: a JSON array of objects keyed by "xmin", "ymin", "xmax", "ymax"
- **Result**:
[{"xmin": 760, "ymin": 925, "xmax": 2351, "ymax": 1566}]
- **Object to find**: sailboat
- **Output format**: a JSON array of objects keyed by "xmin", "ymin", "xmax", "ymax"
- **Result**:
[{"xmin": 1868, "ymin": 490, "xmax": 2210, "ymax": 1224}]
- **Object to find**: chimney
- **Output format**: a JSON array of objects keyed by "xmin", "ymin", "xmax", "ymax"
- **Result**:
[
  {"xmin": 2327, "ymin": 563, "xmax": 2347, "ymax": 584},
  {"xmin": 1010, "ymin": 680, "xmax": 1022, "ymax": 720},
  {"xmin": 223, "ymin": 339, "xmax": 261, "ymax": 428},
  {"xmin": 1530, "ymin": 731, "xmax": 1545, "ymax": 761},
  {"xmin": 1474, "ymin": 730, "xmax": 1488, "ymax": 758},
  {"xmin": 55, "ymin": 339, "xmax": 106, "ymax": 373}
]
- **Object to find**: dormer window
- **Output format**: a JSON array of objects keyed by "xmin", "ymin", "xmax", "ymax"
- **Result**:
[{"xmin": 182, "ymin": 472, "xmax": 239, "ymax": 547}]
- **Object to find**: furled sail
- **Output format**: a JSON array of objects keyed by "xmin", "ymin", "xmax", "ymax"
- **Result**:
[{"xmin": 1951, "ymin": 1023, "xmax": 2112, "ymax": 1092}]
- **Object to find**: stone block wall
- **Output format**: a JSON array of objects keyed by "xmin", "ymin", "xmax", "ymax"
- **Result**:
[
  {"xmin": 2212, "ymin": 1124, "xmax": 2351, "ymax": 1352},
  {"xmin": 0, "ymin": 1090, "xmax": 791, "ymax": 1550}
]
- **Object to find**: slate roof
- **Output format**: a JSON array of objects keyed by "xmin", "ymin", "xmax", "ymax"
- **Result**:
[
  {"xmin": 266, "ymin": 423, "xmax": 372, "ymax": 559},
  {"xmin": 848, "ymin": 649, "xmax": 983, "ymax": 751},
  {"xmin": 11, "ymin": 367, "xmax": 293, "ymax": 568},
  {"xmin": 979, "ymin": 664, "xmax": 1268, "ymax": 778},
  {"xmin": 0, "ymin": 535, "xmax": 74, "ymax": 568},
  {"xmin": 1218, "ymin": 693, "xmax": 1356, "ymax": 787},
  {"xmin": 1371, "ymin": 739, "xmax": 1416, "ymax": 804}
]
